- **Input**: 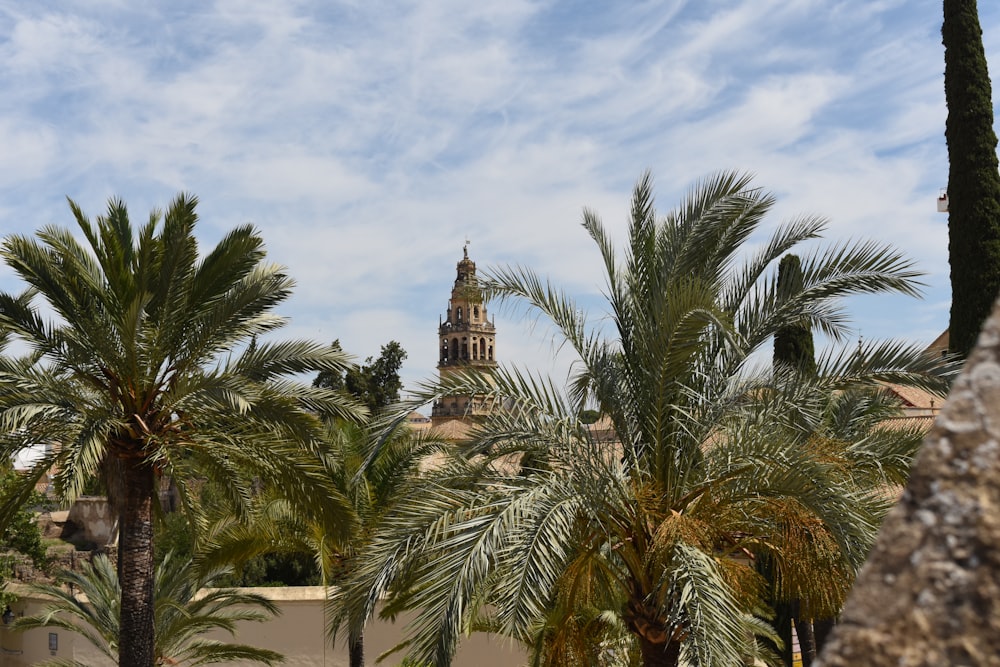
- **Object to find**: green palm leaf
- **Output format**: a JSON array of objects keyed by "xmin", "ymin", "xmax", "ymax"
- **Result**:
[{"xmin": 15, "ymin": 552, "xmax": 283, "ymax": 666}]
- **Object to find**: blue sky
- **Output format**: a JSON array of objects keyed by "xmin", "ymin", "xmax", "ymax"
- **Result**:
[{"xmin": 0, "ymin": 0, "xmax": 997, "ymax": 397}]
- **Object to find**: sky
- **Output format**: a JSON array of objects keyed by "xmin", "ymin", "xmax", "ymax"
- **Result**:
[{"xmin": 0, "ymin": 0, "xmax": 998, "ymax": 403}]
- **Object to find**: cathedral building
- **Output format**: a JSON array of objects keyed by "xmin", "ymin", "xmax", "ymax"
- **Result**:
[{"xmin": 431, "ymin": 245, "xmax": 499, "ymax": 428}]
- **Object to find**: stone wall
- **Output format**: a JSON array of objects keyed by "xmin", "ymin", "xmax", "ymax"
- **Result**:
[
  {"xmin": 817, "ymin": 300, "xmax": 1000, "ymax": 666},
  {"xmin": 65, "ymin": 496, "xmax": 116, "ymax": 547}
]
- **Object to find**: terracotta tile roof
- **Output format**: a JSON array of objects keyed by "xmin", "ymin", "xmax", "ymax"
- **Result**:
[
  {"xmin": 925, "ymin": 329, "xmax": 950, "ymax": 356},
  {"xmin": 876, "ymin": 415, "xmax": 936, "ymax": 432},
  {"xmin": 406, "ymin": 411, "xmax": 433, "ymax": 432},
  {"xmin": 587, "ymin": 415, "xmax": 618, "ymax": 443},
  {"xmin": 880, "ymin": 383, "xmax": 944, "ymax": 411},
  {"xmin": 428, "ymin": 419, "xmax": 473, "ymax": 443}
]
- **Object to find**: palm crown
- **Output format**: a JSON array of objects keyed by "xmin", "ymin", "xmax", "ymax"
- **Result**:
[
  {"xmin": 0, "ymin": 195, "xmax": 363, "ymax": 666},
  {"xmin": 333, "ymin": 171, "xmax": 954, "ymax": 667}
]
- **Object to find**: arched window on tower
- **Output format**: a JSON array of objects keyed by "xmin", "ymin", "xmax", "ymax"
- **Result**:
[
  {"xmin": 462, "ymin": 339, "xmax": 468, "ymax": 360},
  {"xmin": 451, "ymin": 338, "xmax": 458, "ymax": 361},
  {"xmin": 457, "ymin": 307, "xmax": 463, "ymax": 323},
  {"xmin": 474, "ymin": 306, "xmax": 479, "ymax": 321},
  {"xmin": 479, "ymin": 339, "xmax": 485, "ymax": 358},
  {"xmin": 488, "ymin": 345, "xmax": 493, "ymax": 360}
]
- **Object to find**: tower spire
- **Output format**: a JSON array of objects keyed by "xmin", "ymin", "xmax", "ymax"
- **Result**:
[{"xmin": 431, "ymin": 245, "xmax": 498, "ymax": 427}]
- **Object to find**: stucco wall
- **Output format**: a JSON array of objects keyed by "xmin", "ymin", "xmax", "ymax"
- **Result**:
[
  {"xmin": 1, "ymin": 585, "xmax": 525, "ymax": 666},
  {"xmin": 65, "ymin": 496, "xmax": 116, "ymax": 547}
]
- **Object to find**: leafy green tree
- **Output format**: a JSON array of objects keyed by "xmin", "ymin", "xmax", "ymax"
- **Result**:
[
  {"xmin": 0, "ymin": 469, "xmax": 47, "ymax": 566},
  {"xmin": 15, "ymin": 551, "xmax": 283, "ymax": 666},
  {"xmin": 316, "ymin": 341, "xmax": 408, "ymax": 415},
  {"xmin": 355, "ymin": 341, "xmax": 407, "ymax": 414},
  {"xmin": 0, "ymin": 467, "xmax": 49, "ymax": 609},
  {"xmin": 154, "ymin": 511, "xmax": 195, "ymax": 567},
  {"xmin": 313, "ymin": 340, "xmax": 348, "ymax": 393},
  {"xmin": 230, "ymin": 552, "xmax": 321, "ymax": 587},
  {"xmin": 0, "ymin": 195, "xmax": 364, "ymax": 666},
  {"xmin": 334, "ymin": 172, "xmax": 953, "ymax": 667},
  {"xmin": 943, "ymin": 0, "xmax": 1000, "ymax": 357}
]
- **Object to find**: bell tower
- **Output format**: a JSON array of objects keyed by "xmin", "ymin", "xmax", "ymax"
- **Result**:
[{"xmin": 431, "ymin": 244, "xmax": 498, "ymax": 425}]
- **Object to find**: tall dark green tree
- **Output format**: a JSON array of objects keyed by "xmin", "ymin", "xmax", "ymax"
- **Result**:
[
  {"xmin": 773, "ymin": 254, "xmax": 817, "ymax": 376},
  {"xmin": 769, "ymin": 253, "xmax": 813, "ymax": 667},
  {"xmin": 944, "ymin": 0, "xmax": 1000, "ymax": 357},
  {"xmin": 771, "ymin": 254, "xmax": 823, "ymax": 667}
]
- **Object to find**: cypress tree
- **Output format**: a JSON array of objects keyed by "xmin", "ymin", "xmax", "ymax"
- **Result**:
[
  {"xmin": 943, "ymin": 0, "xmax": 1000, "ymax": 357},
  {"xmin": 773, "ymin": 254, "xmax": 817, "ymax": 374},
  {"xmin": 772, "ymin": 253, "xmax": 823, "ymax": 666}
]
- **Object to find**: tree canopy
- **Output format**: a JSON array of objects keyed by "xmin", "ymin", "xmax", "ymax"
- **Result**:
[{"xmin": 314, "ymin": 340, "xmax": 408, "ymax": 415}]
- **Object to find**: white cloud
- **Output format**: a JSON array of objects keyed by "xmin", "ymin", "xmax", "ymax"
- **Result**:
[{"xmin": 0, "ymin": 0, "xmax": 995, "ymax": 393}]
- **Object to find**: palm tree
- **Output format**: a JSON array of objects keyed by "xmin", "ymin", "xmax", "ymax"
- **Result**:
[
  {"xmin": 15, "ymin": 551, "xmax": 284, "ymax": 666},
  {"xmin": 325, "ymin": 420, "xmax": 444, "ymax": 667},
  {"xmin": 332, "ymin": 171, "xmax": 954, "ymax": 667},
  {"xmin": 201, "ymin": 419, "xmax": 441, "ymax": 667},
  {"xmin": 0, "ymin": 195, "xmax": 364, "ymax": 666}
]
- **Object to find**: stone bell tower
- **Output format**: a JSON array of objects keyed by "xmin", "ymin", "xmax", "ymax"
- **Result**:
[{"xmin": 431, "ymin": 244, "xmax": 498, "ymax": 426}]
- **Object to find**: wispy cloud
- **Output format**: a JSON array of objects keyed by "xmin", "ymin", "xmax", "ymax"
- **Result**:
[{"xmin": 0, "ymin": 0, "xmax": 995, "ymax": 392}]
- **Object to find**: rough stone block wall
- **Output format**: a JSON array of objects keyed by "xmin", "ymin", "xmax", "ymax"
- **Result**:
[{"xmin": 817, "ymin": 300, "xmax": 1000, "ymax": 667}]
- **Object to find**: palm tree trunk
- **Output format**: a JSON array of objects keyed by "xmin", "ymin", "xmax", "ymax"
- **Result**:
[
  {"xmin": 349, "ymin": 630, "xmax": 364, "ymax": 667},
  {"xmin": 775, "ymin": 601, "xmax": 794, "ymax": 667},
  {"xmin": 813, "ymin": 617, "xmax": 835, "ymax": 654},
  {"xmin": 757, "ymin": 555, "xmax": 793, "ymax": 667},
  {"xmin": 118, "ymin": 457, "xmax": 156, "ymax": 667},
  {"xmin": 637, "ymin": 636, "xmax": 680, "ymax": 667},
  {"xmin": 795, "ymin": 617, "xmax": 816, "ymax": 667}
]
